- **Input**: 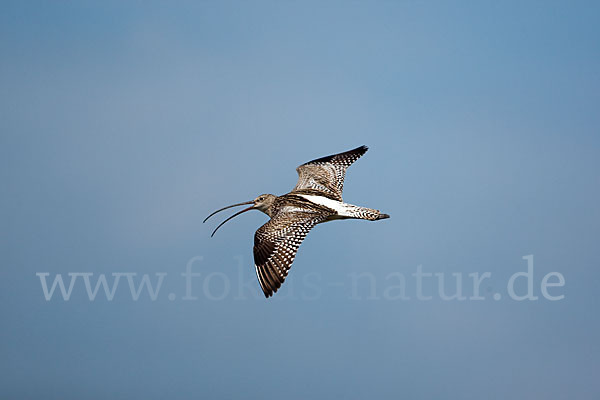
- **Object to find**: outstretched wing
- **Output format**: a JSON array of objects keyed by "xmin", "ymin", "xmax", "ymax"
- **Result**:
[
  {"xmin": 292, "ymin": 145, "xmax": 368, "ymax": 201},
  {"xmin": 253, "ymin": 211, "xmax": 328, "ymax": 298}
]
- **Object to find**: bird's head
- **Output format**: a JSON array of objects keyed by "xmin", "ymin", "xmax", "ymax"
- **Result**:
[
  {"xmin": 204, "ymin": 194, "xmax": 277, "ymax": 237},
  {"xmin": 252, "ymin": 193, "xmax": 277, "ymax": 213}
]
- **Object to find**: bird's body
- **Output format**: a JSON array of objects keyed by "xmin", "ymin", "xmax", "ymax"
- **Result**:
[{"xmin": 204, "ymin": 145, "xmax": 389, "ymax": 298}]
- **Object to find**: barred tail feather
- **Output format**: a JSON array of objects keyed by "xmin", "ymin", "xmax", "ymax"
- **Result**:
[{"xmin": 336, "ymin": 204, "xmax": 389, "ymax": 221}]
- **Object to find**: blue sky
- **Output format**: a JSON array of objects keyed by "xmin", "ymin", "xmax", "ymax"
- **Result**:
[{"xmin": 2, "ymin": 1, "xmax": 599, "ymax": 399}]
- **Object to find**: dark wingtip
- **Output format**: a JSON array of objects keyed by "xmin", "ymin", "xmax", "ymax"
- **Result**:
[
  {"xmin": 302, "ymin": 145, "xmax": 369, "ymax": 166},
  {"xmin": 350, "ymin": 145, "xmax": 368, "ymax": 155},
  {"xmin": 378, "ymin": 213, "xmax": 390, "ymax": 220}
]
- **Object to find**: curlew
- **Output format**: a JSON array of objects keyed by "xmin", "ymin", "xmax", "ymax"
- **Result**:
[{"xmin": 204, "ymin": 145, "xmax": 389, "ymax": 298}]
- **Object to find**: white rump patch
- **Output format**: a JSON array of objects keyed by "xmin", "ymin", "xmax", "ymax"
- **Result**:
[{"xmin": 298, "ymin": 195, "xmax": 354, "ymax": 217}]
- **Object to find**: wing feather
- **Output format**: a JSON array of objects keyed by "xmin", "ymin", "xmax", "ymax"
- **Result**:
[
  {"xmin": 253, "ymin": 211, "xmax": 327, "ymax": 298},
  {"xmin": 292, "ymin": 145, "xmax": 368, "ymax": 201}
]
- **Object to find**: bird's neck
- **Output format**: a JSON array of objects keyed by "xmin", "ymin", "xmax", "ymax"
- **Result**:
[
  {"xmin": 257, "ymin": 198, "xmax": 277, "ymax": 218},
  {"xmin": 259, "ymin": 209, "xmax": 273, "ymax": 218}
]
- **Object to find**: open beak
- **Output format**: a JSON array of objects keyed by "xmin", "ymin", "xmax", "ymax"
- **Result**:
[{"xmin": 203, "ymin": 200, "xmax": 255, "ymax": 237}]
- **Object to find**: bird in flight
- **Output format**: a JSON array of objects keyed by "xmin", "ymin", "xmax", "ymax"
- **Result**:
[{"xmin": 204, "ymin": 145, "xmax": 389, "ymax": 298}]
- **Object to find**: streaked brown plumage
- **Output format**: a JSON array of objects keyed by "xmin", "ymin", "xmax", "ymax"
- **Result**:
[{"xmin": 204, "ymin": 145, "xmax": 389, "ymax": 298}]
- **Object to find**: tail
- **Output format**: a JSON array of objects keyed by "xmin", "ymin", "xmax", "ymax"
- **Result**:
[{"xmin": 337, "ymin": 204, "xmax": 390, "ymax": 221}]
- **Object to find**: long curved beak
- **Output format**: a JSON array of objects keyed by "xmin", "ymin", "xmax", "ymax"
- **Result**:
[
  {"xmin": 204, "ymin": 200, "xmax": 255, "ymax": 237},
  {"xmin": 203, "ymin": 200, "xmax": 254, "ymax": 223}
]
